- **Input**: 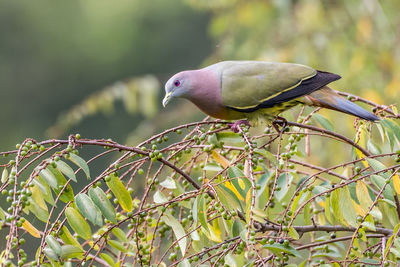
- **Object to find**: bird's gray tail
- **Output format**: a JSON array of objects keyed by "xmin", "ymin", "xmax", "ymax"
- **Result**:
[{"xmin": 304, "ymin": 87, "xmax": 379, "ymax": 121}]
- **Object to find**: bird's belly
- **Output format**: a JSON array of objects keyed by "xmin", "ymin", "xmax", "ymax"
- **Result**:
[{"xmin": 245, "ymin": 100, "xmax": 300, "ymax": 125}]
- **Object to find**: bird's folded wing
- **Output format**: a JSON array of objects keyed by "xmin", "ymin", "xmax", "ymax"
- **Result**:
[{"xmin": 220, "ymin": 61, "xmax": 340, "ymax": 112}]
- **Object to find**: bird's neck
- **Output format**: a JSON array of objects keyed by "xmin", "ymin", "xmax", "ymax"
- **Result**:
[{"xmin": 187, "ymin": 69, "xmax": 224, "ymax": 118}]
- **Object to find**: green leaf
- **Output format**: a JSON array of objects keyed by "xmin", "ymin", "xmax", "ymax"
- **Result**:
[
  {"xmin": 324, "ymin": 195, "xmax": 333, "ymax": 224},
  {"xmin": 275, "ymin": 173, "xmax": 293, "ymax": 202},
  {"xmin": 33, "ymin": 176, "xmax": 55, "ymax": 206},
  {"xmin": 192, "ymin": 196, "xmax": 199, "ymax": 225},
  {"xmin": 28, "ymin": 197, "xmax": 49, "ymax": 222},
  {"xmin": 160, "ymin": 176, "xmax": 177, "ymax": 189},
  {"xmin": 385, "ymin": 126, "xmax": 396, "ymax": 150},
  {"xmin": 228, "ymin": 166, "xmax": 245, "ymax": 179},
  {"xmin": 106, "ymin": 173, "xmax": 133, "ymax": 212},
  {"xmin": 232, "ymin": 220, "xmax": 243, "ymax": 237},
  {"xmin": 60, "ymin": 245, "xmax": 83, "ymax": 260},
  {"xmin": 381, "ymin": 119, "xmax": 400, "ymax": 143},
  {"xmin": 89, "ymin": 187, "xmax": 117, "ymax": 224},
  {"xmin": 356, "ymin": 181, "xmax": 382, "ymax": 219},
  {"xmin": 48, "ymin": 165, "xmax": 74, "ymax": 202},
  {"xmin": 303, "ymin": 202, "xmax": 312, "ymax": 225},
  {"xmin": 339, "ymin": 187, "xmax": 358, "ymax": 227},
  {"xmin": 172, "ymin": 182, "xmax": 191, "ymax": 208},
  {"xmin": 380, "ymin": 200, "xmax": 398, "ymax": 227},
  {"xmin": 331, "ymin": 189, "xmax": 345, "ymax": 226},
  {"xmin": 75, "ymin": 193, "xmax": 103, "ymax": 226},
  {"xmin": 43, "ymin": 247, "xmax": 58, "ymax": 261},
  {"xmin": 254, "ymin": 149, "xmax": 278, "ymax": 166},
  {"xmin": 295, "ymin": 187, "xmax": 310, "ymax": 209},
  {"xmin": 216, "ymin": 185, "xmax": 243, "ymax": 213},
  {"xmin": 55, "ymin": 160, "xmax": 77, "ymax": 182},
  {"xmin": 112, "ymin": 228, "xmax": 128, "ymax": 243},
  {"xmin": 178, "ymin": 259, "xmax": 191, "ymax": 267},
  {"xmin": 38, "ymin": 168, "xmax": 58, "ymax": 189},
  {"xmin": 362, "ymin": 214, "xmax": 376, "ymax": 231},
  {"xmin": 153, "ymin": 190, "xmax": 168, "ymax": 204},
  {"xmin": 208, "ymin": 133, "xmax": 219, "ymax": 146},
  {"xmin": 228, "ymin": 166, "xmax": 252, "ymax": 200},
  {"xmin": 367, "ymin": 139, "xmax": 381, "ymax": 155},
  {"xmin": 59, "ymin": 226, "xmax": 83, "ymax": 250},
  {"xmin": 0, "ymin": 207, "xmax": 5, "ymax": 221},
  {"xmin": 313, "ymin": 114, "xmax": 334, "ymax": 132},
  {"xmin": 216, "ymin": 132, "xmax": 243, "ymax": 143},
  {"xmin": 65, "ymin": 207, "xmax": 92, "ymax": 240},
  {"xmin": 190, "ymin": 229, "xmax": 200, "ymax": 241},
  {"xmin": 68, "ymin": 153, "xmax": 90, "ymax": 179},
  {"xmin": 253, "ymin": 207, "xmax": 268, "ymax": 222},
  {"xmin": 203, "ymin": 163, "xmax": 223, "ymax": 172},
  {"xmin": 394, "ymin": 239, "xmax": 400, "ymax": 256},
  {"xmin": 197, "ymin": 195, "xmax": 209, "ymax": 233},
  {"xmin": 263, "ymin": 243, "xmax": 302, "ymax": 258},
  {"xmin": 162, "ymin": 212, "xmax": 187, "ymax": 256},
  {"xmin": 288, "ymin": 226, "xmax": 299, "ymax": 240},
  {"xmin": 30, "ymin": 183, "xmax": 49, "ymax": 211},
  {"xmin": 366, "ymin": 158, "xmax": 388, "ymax": 177},
  {"xmin": 108, "ymin": 239, "xmax": 128, "ymax": 253},
  {"xmin": 224, "ymin": 253, "xmax": 237, "ymax": 267},
  {"xmin": 230, "ymin": 178, "xmax": 250, "ymax": 201},
  {"xmin": 376, "ymin": 123, "xmax": 386, "ymax": 143},
  {"xmin": 385, "ymin": 223, "xmax": 400, "ymax": 257},
  {"xmin": 257, "ymin": 172, "xmax": 270, "ymax": 198},
  {"xmin": 100, "ymin": 253, "xmax": 115, "ymax": 267},
  {"xmin": 45, "ymin": 235, "xmax": 62, "ymax": 256},
  {"xmin": 371, "ymin": 175, "xmax": 394, "ymax": 201},
  {"xmin": 1, "ymin": 168, "xmax": 8, "ymax": 183}
]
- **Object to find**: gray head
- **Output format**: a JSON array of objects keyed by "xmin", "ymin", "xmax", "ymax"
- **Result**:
[{"xmin": 162, "ymin": 71, "xmax": 193, "ymax": 107}]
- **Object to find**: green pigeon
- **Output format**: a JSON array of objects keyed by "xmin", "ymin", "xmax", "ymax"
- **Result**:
[{"xmin": 162, "ymin": 61, "xmax": 379, "ymax": 129}]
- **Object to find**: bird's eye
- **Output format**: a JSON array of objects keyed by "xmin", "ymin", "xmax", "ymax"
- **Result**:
[{"xmin": 174, "ymin": 80, "xmax": 180, "ymax": 87}]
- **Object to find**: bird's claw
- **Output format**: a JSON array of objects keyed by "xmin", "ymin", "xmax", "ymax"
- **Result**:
[
  {"xmin": 271, "ymin": 116, "xmax": 288, "ymax": 133},
  {"xmin": 228, "ymin": 120, "xmax": 251, "ymax": 133}
]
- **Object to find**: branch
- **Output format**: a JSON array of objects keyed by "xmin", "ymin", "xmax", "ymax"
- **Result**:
[
  {"xmin": 260, "ymin": 223, "xmax": 394, "ymax": 236},
  {"xmin": 295, "ymin": 234, "xmax": 384, "ymax": 251},
  {"xmin": 287, "ymin": 121, "xmax": 371, "ymax": 157}
]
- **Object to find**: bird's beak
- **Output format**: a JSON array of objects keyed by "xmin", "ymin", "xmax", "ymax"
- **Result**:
[{"xmin": 162, "ymin": 92, "xmax": 172, "ymax": 107}]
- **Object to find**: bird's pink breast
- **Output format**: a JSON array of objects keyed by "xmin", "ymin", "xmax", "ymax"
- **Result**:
[{"xmin": 187, "ymin": 69, "xmax": 227, "ymax": 119}]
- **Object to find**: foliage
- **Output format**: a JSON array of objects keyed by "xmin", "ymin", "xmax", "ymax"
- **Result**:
[{"xmin": 0, "ymin": 98, "xmax": 400, "ymax": 266}]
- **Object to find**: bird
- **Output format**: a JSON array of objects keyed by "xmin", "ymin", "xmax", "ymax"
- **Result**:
[{"xmin": 162, "ymin": 61, "xmax": 379, "ymax": 131}]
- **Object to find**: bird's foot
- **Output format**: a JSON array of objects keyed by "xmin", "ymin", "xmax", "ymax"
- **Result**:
[
  {"xmin": 272, "ymin": 116, "xmax": 288, "ymax": 133},
  {"xmin": 228, "ymin": 120, "xmax": 251, "ymax": 133}
]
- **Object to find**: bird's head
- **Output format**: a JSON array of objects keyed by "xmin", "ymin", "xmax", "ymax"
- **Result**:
[{"xmin": 163, "ymin": 71, "xmax": 193, "ymax": 107}]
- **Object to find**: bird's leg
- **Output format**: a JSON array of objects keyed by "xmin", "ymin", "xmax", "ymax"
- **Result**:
[
  {"xmin": 271, "ymin": 116, "xmax": 288, "ymax": 133},
  {"xmin": 228, "ymin": 120, "xmax": 251, "ymax": 133}
]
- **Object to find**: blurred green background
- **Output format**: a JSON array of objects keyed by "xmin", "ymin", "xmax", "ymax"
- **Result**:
[
  {"xmin": 1, "ymin": 0, "xmax": 400, "ymax": 158},
  {"xmin": 0, "ymin": 0, "xmax": 212, "ymax": 149}
]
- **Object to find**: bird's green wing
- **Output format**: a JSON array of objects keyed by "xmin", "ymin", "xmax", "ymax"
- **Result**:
[{"xmin": 218, "ymin": 61, "xmax": 317, "ymax": 109}]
